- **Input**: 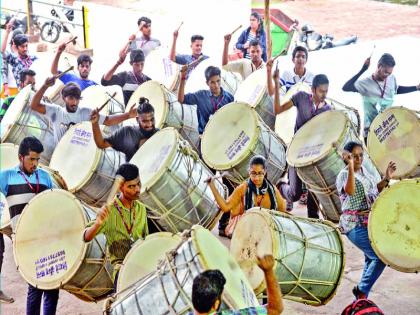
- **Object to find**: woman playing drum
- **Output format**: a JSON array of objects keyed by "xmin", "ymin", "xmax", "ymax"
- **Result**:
[
  {"xmin": 336, "ymin": 141, "xmax": 396, "ymax": 299},
  {"xmin": 206, "ymin": 155, "xmax": 286, "ymax": 238}
]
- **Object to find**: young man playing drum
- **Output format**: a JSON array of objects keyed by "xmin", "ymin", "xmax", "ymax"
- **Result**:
[
  {"xmin": 191, "ymin": 255, "xmax": 283, "ymax": 315},
  {"xmin": 272, "ymin": 72, "xmax": 332, "ymax": 219},
  {"xmin": 129, "ymin": 16, "xmax": 161, "ymax": 57},
  {"xmin": 83, "ymin": 163, "xmax": 148, "ymax": 288},
  {"xmin": 0, "ymin": 137, "xmax": 59, "ymax": 311},
  {"xmin": 91, "ymin": 97, "xmax": 159, "ymax": 161},
  {"xmin": 280, "ymin": 46, "xmax": 314, "ymax": 92}
]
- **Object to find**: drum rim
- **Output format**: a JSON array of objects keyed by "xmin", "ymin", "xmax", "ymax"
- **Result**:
[
  {"xmin": 367, "ymin": 107, "xmax": 420, "ymax": 179},
  {"xmin": 201, "ymin": 102, "xmax": 260, "ymax": 170},
  {"xmin": 13, "ymin": 189, "xmax": 89, "ymax": 289},
  {"xmin": 49, "ymin": 122, "xmax": 103, "ymax": 192},
  {"xmin": 234, "ymin": 68, "xmax": 266, "ymax": 107},
  {"xmin": 286, "ymin": 110, "xmax": 350, "ymax": 167},
  {"xmin": 0, "ymin": 192, "xmax": 11, "ymax": 229},
  {"xmin": 0, "ymin": 142, "xmax": 20, "ymax": 169},
  {"xmin": 368, "ymin": 179, "xmax": 420, "ymax": 273}
]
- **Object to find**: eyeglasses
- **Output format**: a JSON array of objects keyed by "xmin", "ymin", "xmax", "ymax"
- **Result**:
[{"xmin": 249, "ymin": 172, "xmax": 265, "ymax": 177}]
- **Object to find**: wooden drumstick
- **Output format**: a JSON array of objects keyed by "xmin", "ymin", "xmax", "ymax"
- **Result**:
[
  {"xmin": 54, "ymin": 66, "xmax": 74, "ymax": 80},
  {"xmin": 105, "ymin": 91, "xmax": 125, "ymax": 108},
  {"xmin": 204, "ymin": 171, "xmax": 230, "ymax": 183},
  {"xmin": 187, "ymin": 55, "xmax": 204, "ymax": 68},
  {"xmin": 272, "ymin": 48, "xmax": 287, "ymax": 62},
  {"xmin": 177, "ymin": 21, "xmax": 184, "ymax": 32},
  {"xmin": 230, "ymin": 24, "xmax": 242, "ymax": 36},
  {"xmin": 97, "ymin": 92, "xmax": 117, "ymax": 113},
  {"xmin": 106, "ymin": 175, "xmax": 125, "ymax": 207},
  {"xmin": 369, "ymin": 44, "xmax": 376, "ymax": 58},
  {"xmin": 64, "ymin": 36, "xmax": 78, "ymax": 46}
]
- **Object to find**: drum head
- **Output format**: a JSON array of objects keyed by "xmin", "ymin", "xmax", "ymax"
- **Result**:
[
  {"xmin": 275, "ymin": 83, "xmax": 312, "ymax": 144},
  {"xmin": 185, "ymin": 58, "xmax": 221, "ymax": 93},
  {"xmin": 229, "ymin": 209, "xmax": 275, "ymax": 293},
  {"xmin": 0, "ymin": 192, "xmax": 11, "ymax": 230},
  {"xmin": 79, "ymin": 85, "xmax": 124, "ymax": 115},
  {"xmin": 1, "ymin": 85, "xmax": 32, "ymax": 141},
  {"xmin": 201, "ymin": 102, "xmax": 259, "ymax": 170},
  {"xmin": 129, "ymin": 128, "xmax": 178, "ymax": 192},
  {"xmin": 124, "ymin": 81, "xmax": 168, "ymax": 127},
  {"xmin": 117, "ymin": 232, "xmax": 181, "ymax": 293},
  {"xmin": 0, "ymin": 143, "xmax": 19, "ymax": 170},
  {"xmin": 143, "ymin": 48, "xmax": 180, "ymax": 91},
  {"xmin": 367, "ymin": 107, "xmax": 420, "ymax": 179},
  {"xmin": 49, "ymin": 122, "xmax": 101, "ymax": 192},
  {"xmin": 287, "ymin": 110, "xmax": 348, "ymax": 167},
  {"xmin": 13, "ymin": 189, "xmax": 89, "ymax": 289},
  {"xmin": 234, "ymin": 68, "xmax": 266, "ymax": 107},
  {"xmin": 191, "ymin": 225, "xmax": 259, "ymax": 309},
  {"xmin": 369, "ymin": 179, "xmax": 420, "ymax": 272}
]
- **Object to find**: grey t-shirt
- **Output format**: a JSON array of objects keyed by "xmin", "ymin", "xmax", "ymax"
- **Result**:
[{"xmin": 129, "ymin": 36, "xmax": 161, "ymax": 57}]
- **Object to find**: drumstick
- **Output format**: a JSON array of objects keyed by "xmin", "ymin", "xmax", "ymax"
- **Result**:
[
  {"xmin": 187, "ymin": 55, "xmax": 204, "ymax": 68},
  {"xmin": 230, "ymin": 24, "xmax": 242, "ymax": 36},
  {"xmin": 204, "ymin": 171, "xmax": 230, "ymax": 183},
  {"xmin": 105, "ymin": 91, "xmax": 125, "ymax": 108},
  {"xmin": 54, "ymin": 66, "xmax": 74, "ymax": 80},
  {"xmin": 272, "ymin": 48, "xmax": 287, "ymax": 62},
  {"xmin": 64, "ymin": 36, "xmax": 78, "ymax": 46},
  {"xmin": 97, "ymin": 92, "xmax": 117, "ymax": 113},
  {"xmin": 106, "ymin": 175, "xmax": 125, "ymax": 207},
  {"xmin": 176, "ymin": 21, "xmax": 184, "ymax": 32},
  {"xmin": 369, "ymin": 44, "xmax": 376, "ymax": 58}
]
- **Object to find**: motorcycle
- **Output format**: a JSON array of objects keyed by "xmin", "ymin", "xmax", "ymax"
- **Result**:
[
  {"xmin": 1, "ymin": 11, "xmax": 29, "ymax": 34},
  {"xmin": 40, "ymin": 1, "xmax": 75, "ymax": 43}
]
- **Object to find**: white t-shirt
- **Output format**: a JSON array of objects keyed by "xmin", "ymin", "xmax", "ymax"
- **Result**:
[
  {"xmin": 280, "ymin": 68, "xmax": 314, "ymax": 90},
  {"xmin": 222, "ymin": 59, "xmax": 265, "ymax": 80}
]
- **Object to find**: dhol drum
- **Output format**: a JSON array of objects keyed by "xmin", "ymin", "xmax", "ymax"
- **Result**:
[
  {"xmin": 49, "ymin": 121, "xmax": 124, "ymax": 207},
  {"xmin": 230, "ymin": 208, "xmax": 344, "ymax": 306},
  {"xmin": 201, "ymin": 102, "xmax": 287, "ymax": 186},
  {"xmin": 235, "ymin": 68, "xmax": 275, "ymax": 130},
  {"xmin": 130, "ymin": 127, "xmax": 226, "ymax": 233},
  {"xmin": 13, "ymin": 189, "xmax": 113, "ymax": 301},
  {"xmin": 185, "ymin": 58, "xmax": 241, "ymax": 96},
  {"xmin": 287, "ymin": 110, "xmax": 378, "ymax": 222},
  {"xmin": 1, "ymin": 85, "xmax": 56, "ymax": 165},
  {"xmin": 107, "ymin": 226, "xmax": 259, "ymax": 314},
  {"xmin": 368, "ymin": 179, "xmax": 420, "ymax": 273},
  {"xmin": 143, "ymin": 47, "xmax": 182, "ymax": 92},
  {"xmin": 116, "ymin": 232, "xmax": 182, "ymax": 295},
  {"xmin": 1, "ymin": 142, "xmax": 19, "ymax": 170},
  {"xmin": 0, "ymin": 193, "xmax": 12, "ymax": 238},
  {"xmin": 124, "ymin": 81, "xmax": 200, "ymax": 150},
  {"xmin": 367, "ymin": 107, "xmax": 420, "ymax": 179}
]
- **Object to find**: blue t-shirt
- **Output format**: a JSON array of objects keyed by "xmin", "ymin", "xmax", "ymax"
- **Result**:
[{"xmin": 59, "ymin": 73, "xmax": 97, "ymax": 91}]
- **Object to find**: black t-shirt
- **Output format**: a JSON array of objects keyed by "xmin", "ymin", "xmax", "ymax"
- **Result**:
[{"xmin": 104, "ymin": 126, "xmax": 158, "ymax": 161}]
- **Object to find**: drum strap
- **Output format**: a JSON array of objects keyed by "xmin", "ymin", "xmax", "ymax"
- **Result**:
[
  {"xmin": 372, "ymin": 75, "xmax": 387, "ymax": 99},
  {"xmin": 18, "ymin": 170, "xmax": 39, "ymax": 193}
]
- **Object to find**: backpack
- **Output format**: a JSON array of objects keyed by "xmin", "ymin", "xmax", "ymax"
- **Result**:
[{"xmin": 341, "ymin": 299, "xmax": 385, "ymax": 315}]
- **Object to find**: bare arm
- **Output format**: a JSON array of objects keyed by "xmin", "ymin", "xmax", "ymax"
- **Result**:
[
  {"xmin": 51, "ymin": 43, "xmax": 66, "ymax": 75},
  {"xmin": 1, "ymin": 23, "xmax": 12, "ymax": 54},
  {"xmin": 222, "ymin": 34, "xmax": 231, "ymax": 66},
  {"xmin": 103, "ymin": 47, "xmax": 127, "ymax": 81},
  {"xmin": 207, "ymin": 178, "xmax": 242, "ymax": 215},
  {"xmin": 377, "ymin": 161, "xmax": 396, "ymax": 192},
  {"xmin": 266, "ymin": 59, "xmax": 274, "ymax": 96},
  {"xmin": 30, "ymin": 77, "xmax": 56, "ymax": 114},
  {"xmin": 275, "ymin": 187, "xmax": 286, "ymax": 213},
  {"xmin": 178, "ymin": 66, "xmax": 188, "ymax": 103},
  {"xmin": 342, "ymin": 152, "xmax": 355, "ymax": 195},
  {"xmin": 84, "ymin": 205, "xmax": 109, "ymax": 242},
  {"xmin": 275, "ymin": 99, "xmax": 294, "ymax": 115},
  {"xmin": 169, "ymin": 29, "xmax": 178, "ymax": 62},
  {"xmin": 91, "ymin": 119, "xmax": 111, "ymax": 149},
  {"xmin": 258, "ymin": 255, "xmax": 283, "ymax": 315}
]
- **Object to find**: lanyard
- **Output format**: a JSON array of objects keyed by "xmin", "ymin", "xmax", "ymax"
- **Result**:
[
  {"xmin": 19, "ymin": 170, "xmax": 39, "ymax": 193},
  {"xmin": 114, "ymin": 199, "xmax": 135, "ymax": 237},
  {"xmin": 130, "ymin": 71, "xmax": 143, "ymax": 85},
  {"xmin": 210, "ymin": 94, "xmax": 224, "ymax": 113},
  {"xmin": 372, "ymin": 75, "xmax": 387, "ymax": 99}
]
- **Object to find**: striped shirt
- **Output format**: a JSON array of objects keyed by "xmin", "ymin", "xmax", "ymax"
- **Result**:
[
  {"xmin": 280, "ymin": 68, "xmax": 314, "ymax": 91},
  {"xmin": 0, "ymin": 166, "xmax": 52, "ymax": 219},
  {"xmin": 244, "ymin": 33, "xmax": 256, "ymax": 59}
]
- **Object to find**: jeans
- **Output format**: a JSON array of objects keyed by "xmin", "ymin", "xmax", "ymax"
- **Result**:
[
  {"xmin": 27, "ymin": 284, "xmax": 59, "ymax": 315},
  {"xmin": 346, "ymin": 226, "xmax": 386, "ymax": 296}
]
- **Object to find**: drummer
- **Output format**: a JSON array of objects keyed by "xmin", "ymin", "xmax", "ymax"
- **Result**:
[
  {"xmin": 191, "ymin": 255, "xmax": 283, "ymax": 314},
  {"xmin": 222, "ymin": 36, "xmax": 265, "ymax": 80},
  {"xmin": 206, "ymin": 155, "xmax": 286, "ymax": 238},
  {"xmin": 337, "ymin": 141, "xmax": 396, "ymax": 299},
  {"xmin": 0, "ymin": 137, "xmax": 59, "ymax": 311},
  {"xmin": 0, "ymin": 69, "xmax": 36, "ymax": 122},
  {"xmin": 178, "ymin": 65, "xmax": 234, "ymax": 136},
  {"xmin": 101, "ymin": 49, "xmax": 151, "ymax": 105},
  {"xmin": 129, "ymin": 16, "xmax": 161, "ymax": 57},
  {"xmin": 91, "ymin": 97, "xmax": 158, "ymax": 161},
  {"xmin": 83, "ymin": 163, "xmax": 148, "ymax": 288},
  {"xmin": 51, "ymin": 41, "xmax": 97, "ymax": 90},
  {"xmin": 342, "ymin": 53, "xmax": 420, "ymax": 143},
  {"xmin": 272, "ymin": 71, "xmax": 332, "ymax": 218},
  {"xmin": 30, "ymin": 77, "xmax": 137, "ymax": 143},
  {"xmin": 280, "ymin": 46, "xmax": 314, "ymax": 91},
  {"xmin": 170, "ymin": 30, "xmax": 209, "ymax": 79}
]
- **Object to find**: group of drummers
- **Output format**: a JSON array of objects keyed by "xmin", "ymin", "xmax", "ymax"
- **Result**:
[{"xmin": 1, "ymin": 9, "xmax": 420, "ymax": 315}]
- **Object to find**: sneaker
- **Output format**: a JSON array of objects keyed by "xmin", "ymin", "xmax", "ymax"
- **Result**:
[
  {"xmin": 299, "ymin": 192, "xmax": 308, "ymax": 205},
  {"xmin": 0, "ymin": 290, "xmax": 14, "ymax": 304},
  {"xmin": 352, "ymin": 286, "xmax": 367, "ymax": 300}
]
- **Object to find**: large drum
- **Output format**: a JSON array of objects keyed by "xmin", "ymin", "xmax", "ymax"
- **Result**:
[
  {"xmin": 0, "ymin": 193, "xmax": 12, "ymax": 238},
  {"xmin": 143, "ymin": 47, "xmax": 181, "ymax": 92},
  {"xmin": 235, "ymin": 68, "xmax": 275, "ymax": 130},
  {"xmin": 1, "ymin": 85, "xmax": 56, "ymax": 165},
  {"xmin": 107, "ymin": 226, "xmax": 259, "ymax": 314},
  {"xmin": 369, "ymin": 179, "xmax": 420, "ymax": 273},
  {"xmin": 13, "ymin": 189, "xmax": 113, "ymax": 301},
  {"xmin": 287, "ymin": 110, "xmax": 378, "ymax": 222},
  {"xmin": 1, "ymin": 142, "xmax": 19, "ymax": 170},
  {"xmin": 124, "ymin": 81, "xmax": 200, "ymax": 150},
  {"xmin": 185, "ymin": 58, "xmax": 241, "ymax": 96},
  {"xmin": 130, "ymin": 127, "xmax": 226, "ymax": 233},
  {"xmin": 49, "ymin": 121, "xmax": 124, "ymax": 207},
  {"xmin": 116, "ymin": 232, "xmax": 182, "ymax": 295},
  {"xmin": 201, "ymin": 102, "xmax": 287, "ymax": 186},
  {"xmin": 367, "ymin": 107, "xmax": 420, "ymax": 179},
  {"xmin": 230, "ymin": 208, "xmax": 344, "ymax": 306}
]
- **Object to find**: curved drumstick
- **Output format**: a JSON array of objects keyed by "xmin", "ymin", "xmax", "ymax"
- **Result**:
[
  {"xmin": 97, "ymin": 92, "xmax": 117, "ymax": 113},
  {"xmin": 177, "ymin": 21, "xmax": 184, "ymax": 32},
  {"xmin": 54, "ymin": 66, "xmax": 74, "ymax": 80},
  {"xmin": 64, "ymin": 36, "xmax": 78, "ymax": 46},
  {"xmin": 230, "ymin": 24, "xmax": 242, "ymax": 36},
  {"xmin": 187, "ymin": 55, "xmax": 204, "ymax": 68},
  {"xmin": 106, "ymin": 175, "xmax": 125, "ymax": 207}
]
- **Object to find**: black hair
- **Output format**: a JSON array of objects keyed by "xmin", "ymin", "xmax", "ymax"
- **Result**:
[
  {"xmin": 19, "ymin": 137, "xmax": 44, "ymax": 156},
  {"xmin": 292, "ymin": 45, "xmax": 308, "ymax": 59},
  {"xmin": 116, "ymin": 163, "xmax": 139, "ymax": 181},
  {"xmin": 130, "ymin": 49, "xmax": 145, "ymax": 63},
  {"xmin": 20, "ymin": 69, "xmax": 36, "ymax": 84},
  {"xmin": 77, "ymin": 54, "xmax": 93, "ymax": 66},
  {"xmin": 204, "ymin": 66, "xmax": 221, "ymax": 82},
  {"xmin": 12, "ymin": 34, "xmax": 28, "ymax": 47},
  {"xmin": 137, "ymin": 97, "xmax": 155, "ymax": 114},
  {"xmin": 192, "ymin": 270, "xmax": 226, "ymax": 313},
  {"xmin": 343, "ymin": 141, "xmax": 363, "ymax": 153},
  {"xmin": 61, "ymin": 82, "xmax": 82, "ymax": 99},
  {"xmin": 312, "ymin": 74, "xmax": 329, "ymax": 89},
  {"xmin": 250, "ymin": 12, "xmax": 263, "ymax": 34},
  {"xmin": 137, "ymin": 16, "xmax": 151, "ymax": 26},
  {"xmin": 378, "ymin": 53, "xmax": 395, "ymax": 68},
  {"xmin": 249, "ymin": 155, "xmax": 267, "ymax": 169},
  {"xmin": 191, "ymin": 35, "xmax": 204, "ymax": 43},
  {"xmin": 249, "ymin": 39, "xmax": 261, "ymax": 48},
  {"xmin": 10, "ymin": 29, "xmax": 24, "ymax": 46}
]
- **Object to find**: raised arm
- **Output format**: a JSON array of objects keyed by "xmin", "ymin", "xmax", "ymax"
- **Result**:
[
  {"xmin": 84, "ymin": 205, "xmax": 109, "ymax": 242},
  {"xmin": 273, "ymin": 72, "xmax": 293, "ymax": 115},
  {"xmin": 266, "ymin": 59, "xmax": 275, "ymax": 96},
  {"xmin": 342, "ymin": 151, "xmax": 355, "ymax": 195},
  {"xmin": 169, "ymin": 28, "xmax": 179, "ymax": 62},
  {"xmin": 177, "ymin": 65, "xmax": 188, "ymax": 103},
  {"xmin": 102, "ymin": 103, "xmax": 137, "ymax": 126},
  {"xmin": 377, "ymin": 161, "xmax": 396, "ymax": 192},
  {"xmin": 257, "ymin": 255, "xmax": 284, "ymax": 315},
  {"xmin": 342, "ymin": 57, "xmax": 370, "ymax": 92},
  {"xmin": 30, "ymin": 77, "xmax": 56, "ymax": 114},
  {"xmin": 222, "ymin": 34, "xmax": 232, "ymax": 66},
  {"xmin": 51, "ymin": 43, "xmax": 66, "ymax": 75},
  {"xmin": 207, "ymin": 177, "xmax": 242, "ymax": 215},
  {"xmin": 1, "ymin": 23, "xmax": 12, "ymax": 54},
  {"xmin": 103, "ymin": 48, "xmax": 127, "ymax": 82}
]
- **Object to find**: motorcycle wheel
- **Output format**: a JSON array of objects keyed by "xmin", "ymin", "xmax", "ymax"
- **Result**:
[{"xmin": 41, "ymin": 22, "xmax": 60, "ymax": 43}]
